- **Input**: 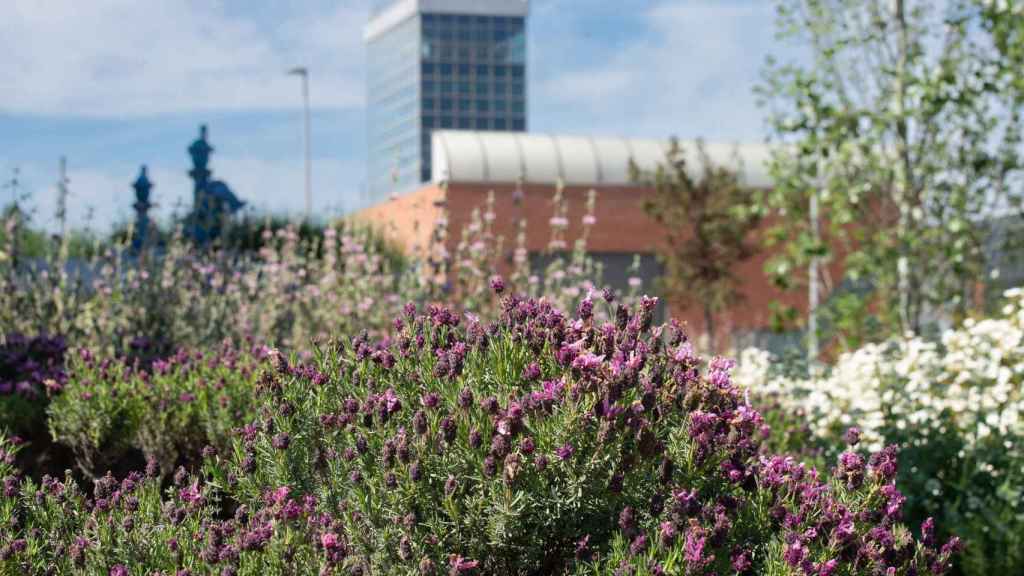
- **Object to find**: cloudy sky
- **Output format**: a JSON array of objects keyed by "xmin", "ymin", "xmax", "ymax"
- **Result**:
[{"xmin": 0, "ymin": 0, "xmax": 795, "ymax": 231}]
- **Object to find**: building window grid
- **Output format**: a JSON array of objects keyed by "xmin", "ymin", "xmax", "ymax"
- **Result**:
[{"xmin": 368, "ymin": 13, "xmax": 527, "ymax": 201}]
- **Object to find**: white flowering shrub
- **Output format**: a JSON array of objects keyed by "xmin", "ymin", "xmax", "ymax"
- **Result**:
[
  {"xmin": 735, "ymin": 288, "xmax": 1024, "ymax": 575},
  {"xmin": 737, "ymin": 288, "xmax": 1024, "ymax": 451}
]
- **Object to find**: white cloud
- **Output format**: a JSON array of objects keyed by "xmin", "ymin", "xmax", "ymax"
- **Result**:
[
  {"xmin": 0, "ymin": 0, "xmax": 371, "ymax": 117},
  {"xmin": 535, "ymin": 0, "xmax": 785, "ymax": 141}
]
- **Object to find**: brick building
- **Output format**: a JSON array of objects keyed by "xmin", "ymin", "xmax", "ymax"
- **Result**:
[{"xmin": 354, "ymin": 130, "xmax": 812, "ymax": 348}]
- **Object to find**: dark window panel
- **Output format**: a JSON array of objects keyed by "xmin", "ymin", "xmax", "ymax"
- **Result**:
[
  {"xmin": 512, "ymin": 118, "xmax": 526, "ymax": 130},
  {"xmin": 494, "ymin": 118, "xmax": 507, "ymax": 130}
]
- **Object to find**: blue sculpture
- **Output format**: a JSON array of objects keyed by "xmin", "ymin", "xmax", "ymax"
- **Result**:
[
  {"xmin": 132, "ymin": 165, "xmax": 154, "ymax": 251},
  {"xmin": 185, "ymin": 124, "xmax": 245, "ymax": 244}
]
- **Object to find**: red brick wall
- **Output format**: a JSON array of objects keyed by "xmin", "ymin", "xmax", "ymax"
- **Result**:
[{"xmin": 352, "ymin": 181, "xmax": 829, "ymax": 341}]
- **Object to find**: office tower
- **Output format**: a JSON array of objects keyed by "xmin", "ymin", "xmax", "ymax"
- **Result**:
[{"xmin": 364, "ymin": 0, "xmax": 529, "ymax": 205}]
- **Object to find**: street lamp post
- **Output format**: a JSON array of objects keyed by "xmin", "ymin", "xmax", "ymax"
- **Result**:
[{"xmin": 287, "ymin": 66, "xmax": 312, "ymax": 220}]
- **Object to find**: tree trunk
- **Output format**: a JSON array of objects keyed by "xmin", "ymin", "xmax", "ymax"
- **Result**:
[{"xmin": 893, "ymin": 0, "xmax": 919, "ymax": 333}]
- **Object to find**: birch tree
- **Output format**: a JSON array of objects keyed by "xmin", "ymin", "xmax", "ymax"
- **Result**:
[{"xmin": 759, "ymin": 0, "xmax": 1024, "ymax": 340}]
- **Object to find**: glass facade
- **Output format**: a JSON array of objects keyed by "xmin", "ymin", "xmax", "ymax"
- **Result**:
[{"xmin": 366, "ymin": 5, "xmax": 528, "ymax": 206}]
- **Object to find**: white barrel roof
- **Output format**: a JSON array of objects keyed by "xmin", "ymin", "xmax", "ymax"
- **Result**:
[{"xmin": 431, "ymin": 131, "xmax": 774, "ymax": 188}]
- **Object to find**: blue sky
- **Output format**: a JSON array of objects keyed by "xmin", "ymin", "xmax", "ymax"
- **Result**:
[{"xmin": 0, "ymin": 0, "xmax": 792, "ymax": 231}]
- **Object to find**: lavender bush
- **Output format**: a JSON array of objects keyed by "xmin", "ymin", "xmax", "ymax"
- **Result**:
[
  {"xmin": 47, "ymin": 342, "xmax": 265, "ymax": 480},
  {"xmin": 1, "ymin": 294, "xmax": 957, "ymax": 574},
  {"xmin": 0, "ymin": 183, "xmax": 626, "ymax": 360}
]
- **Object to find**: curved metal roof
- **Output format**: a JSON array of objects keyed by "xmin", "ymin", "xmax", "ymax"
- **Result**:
[{"xmin": 431, "ymin": 130, "xmax": 774, "ymax": 188}]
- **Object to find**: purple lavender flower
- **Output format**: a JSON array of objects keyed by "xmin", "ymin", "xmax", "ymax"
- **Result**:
[
  {"xmin": 555, "ymin": 443, "xmax": 574, "ymax": 461},
  {"xmin": 520, "ymin": 437, "xmax": 535, "ymax": 454},
  {"xmin": 783, "ymin": 540, "xmax": 808, "ymax": 567},
  {"xmin": 421, "ymin": 392, "xmax": 440, "ymax": 409},
  {"xmin": 521, "ymin": 362, "xmax": 541, "ymax": 381},
  {"xmin": 869, "ymin": 445, "xmax": 899, "ymax": 481},
  {"xmin": 271, "ymin": 432, "xmax": 291, "ymax": 450},
  {"xmin": 658, "ymin": 521, "xmax": 677, "ymax": 547},
  {"xmin": 449, "ymin": 554, "xmax": 479, "ymax": 573},
  {"xmin": 490, "ymin": 275, "xmax": 506, "ymax": 295},
  {"xmin": 629, "ymin": 533, "xmax": 647, "ymax": 556},
  {"xmin": 844, "ymin": 427, "xmax": 861, "ymax": 446},
  {"xmin": 413, "ymin": 410, "xmax": 428, "ymax": 435},
  {"xmin": 731, "ymin": 548, "xmax": 752, "ymax": 572},
  {"xmin": 683, "ymin": 525, "xmax": 710, "ymax": 569}
]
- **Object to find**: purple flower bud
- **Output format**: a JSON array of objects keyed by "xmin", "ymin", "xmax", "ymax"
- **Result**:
[
  {"xmin": 602, "ymin": 287, "xmax": 616, "ymax": 303},
  {"xmin": 421, "ymin": 393, "xmax": 440, "ymax": 409},
  {"xmin": 921, "ymin": 517, "xmax": 936, "ymax": 548},
  {"xmin": 555, "ymin": 443, "xmax": 574, "ymax": 461},
  {"xmin": 413, "ymin": 410, "xmax": 428, "ymax": 435},
  {"xmin": 535, "ymin": 455, "xmax": 548, "ymax": 472},
  {"xmin": 272, "ymin": 433, "xmax": 291, "ymax": 450},
  {"xmin": 480, "ymin": 396, "xmax": 499, "ymax": 415},
  {"xmin": 658, "ymin": 521, "xmax": 677, "ymax": 547},
  {"xmin": 844, "ymin": 427, "xmax": 861, "ymax": 446},
  {"xmin": 440, "ymin": 417, "xmax": 456, "ymax": 444},
  {"xmin": 629, "ymin": 533, "xmax": 647, "ymax": 556},
  {"xmin": 619, "ymin": 507, "xmax": 636, "ymax": 534},
  {"xmin": 457, "ymin": 387, "xmax": 474, "ymax": 409},
  {"xmin": 521, "ymin": 362, "xmax": 541, "ymax": 382},
  {"xmin": 490, "ymin": 275, "xmax": 506, "ymax": 295},
  {"xmin": 520, "ymin": 437, "xmax": 535, "ymax": 455},
  {"xmin": 468, "ymin": 428, "xmax": 483, "ymax": 449}
]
